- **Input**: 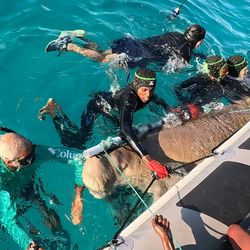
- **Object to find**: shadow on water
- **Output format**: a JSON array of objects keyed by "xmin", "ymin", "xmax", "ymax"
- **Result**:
[{"xmin": 105, "ymin": 185, "xmax": 153, "ymax": 227}]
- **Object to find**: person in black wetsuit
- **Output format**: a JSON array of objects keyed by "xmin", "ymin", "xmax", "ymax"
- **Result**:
[
  {"xmin": 38, "ymin": 68, "xmax": 170, "ymax": 179},
  {"xmin": 173, "ymin": 55, "xmax": 250, "ymax": 113},
  {"xmin": 221, "ymin": 55, "xmax": 250, "ymax": 102},
  {"xmin": 45, "ymin": 24, "xmax": 206, "ymax": 69},
  {"xmin": 174, "ymin": 55, "xmax": 228, "ymax": 107}
]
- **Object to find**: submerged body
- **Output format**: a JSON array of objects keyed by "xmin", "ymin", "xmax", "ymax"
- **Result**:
[
  {"xmin": 174, "ymin": 73, "xmax": 250, "ymax": 107},
  {"xmin": 0, "ymin": 142, "xmax": 73, "ymax": 250},
  {"xmin": 110, "ymin": 32, "xmax": 194, "ymax": 68}
]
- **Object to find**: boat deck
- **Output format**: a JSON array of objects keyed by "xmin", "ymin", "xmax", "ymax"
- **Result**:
[{"xmin": 111, "ymin": 121, "xmax": 250, "ymax": 250}]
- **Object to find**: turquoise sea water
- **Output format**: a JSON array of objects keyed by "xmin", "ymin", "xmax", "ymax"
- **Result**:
[{"xmin": 0, "ymin": 0, "xmax": 249, "ymax": 249}]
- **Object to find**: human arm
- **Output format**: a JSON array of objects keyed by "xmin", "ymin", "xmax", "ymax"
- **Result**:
[
  {"xmin": 173, "ymin": 75, "xmax": 202, "ymax": 107},
  {"xmin": 173, "ymin": 77, "xmax": 198, "ymax": 97},
  {"xmin": 151, "ymin": 95, "xmax": 171, "ymax": 112},
  {"xmin": 121, "ymin": 116, "xmax": 170, "ymax": 178},
  {"xmin": 0, "ymin": 190, "xmax": 38, "ymax": 250},
  {"xmin": 119, "ymin": 94, "xmax": 169, "ymax": 179},
  {"xmin": 151, "ymin": 215, "xmax": 174, "ymax": 250},
  {"xmin": 119, "ymin": 94, "xmax": 148, "ymax": 158},
  {"xmin": 71, "ymin": 185, "xmax": 85, "ymax": 225},
  {"xmin": 227, "ymin": 224, "xmax": 250, "ymax": 250},
  {"xmin": 71, "ymin": 158, "xmax": 85, "ymax": 225}
]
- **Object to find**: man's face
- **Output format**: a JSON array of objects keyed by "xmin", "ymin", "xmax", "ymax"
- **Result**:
[
  {"xmin": 219, "ymin": 65, "xmax": 229, "ymax": 80},
  {"xmin": 137, "ymin": 86, "xmax": 154, "ymax": 103},
  {"xmin": 3, "ymin": 145, "xmax": 35, "ymax": 172},
  {"xmin": 239, "ymin": 66, "xmax": 248, "ymax": 80}
]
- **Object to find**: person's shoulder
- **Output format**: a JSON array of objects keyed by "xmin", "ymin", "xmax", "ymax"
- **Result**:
[
  {"xmin": 223, "ymin": 77, "xmax": 250, "ymax": 93},
  {"xmin": 160, "ymin": 31, "xmax": 182, "ymax": 38},
  {"xmin": 221, "ymin": 77, "xmax": 242, "ymax": 89},
  {"xmin": 121, "ymin": 87, "xmax": 138, "ymax": 106},
  {"xmin": 187, "ymin": 73, "xmax": 206, "ymax": 80},
  {"xmin": 178, "ymin": 73, "xmax": 204, "ymax": 87},
  {"xmin": 121, "ymin": 85, "xmax": 136, "ymax": 96}
]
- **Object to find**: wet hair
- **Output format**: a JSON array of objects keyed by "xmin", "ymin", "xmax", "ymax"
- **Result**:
[
  {"xmin": 131, "ymin": 68, "xmax": 156, "ymax": 91},
  {"xmin": 184, "ymin": 24, "xmax": 206, "ymax": 48},
  {"xmin": 0, "ymin": 133, "xmax": 32, "ymax": 160},
  {"xmin": 227, "ymin": 55, "xmax": 248, "ymax": 77},
  {"xmin": 203, "ymin": 55, "xmax": 227, "ymax": 79}
]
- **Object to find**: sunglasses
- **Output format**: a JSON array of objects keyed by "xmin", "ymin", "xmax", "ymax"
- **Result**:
[{"xmin": 8, "ymin": 145, "xmax": 36, "ymax": 169}]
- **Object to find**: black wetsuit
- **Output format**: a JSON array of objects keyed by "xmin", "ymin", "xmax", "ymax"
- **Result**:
[
  {"xmin": 53, "ymin": 85, "xmax": 169, "ymax": 157},
  {"xmin": 111, "ymin": 32, "xmax": 193, "ymax": 68},
  {"xmin": 174, "ymin": 74, "xmax": 224, "ymax": 106},
  {"xmin": 174, "ymin": 73, "xmax": 250, "ymax": 107},
  {"xmin": 221, "ymin": 77, "xmax": 250, "ymax": 102}
]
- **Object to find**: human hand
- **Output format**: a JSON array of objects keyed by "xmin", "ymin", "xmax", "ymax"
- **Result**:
[
  {"xmin": 27, "ymin": 241, "xmax": 43, "ymax": 250},
  {"xmin": 152, "ymin": 215, "xmax": 170, "ymax": 239},
  {"xmin": 147, "ymin": 160, "xmax": 170, "ymax": 179},
  {"xmin": 152, "ymin": 215, "xmax": 175, "ymax": 250}
]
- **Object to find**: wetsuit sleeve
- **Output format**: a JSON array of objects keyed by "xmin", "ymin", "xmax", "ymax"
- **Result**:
[
  {"xmin": 173, "ymin": 76, "xmax": 200, "ymax": 103},
  {"xmin": 0, "ymin": 190, "xmax": 31, "ymax": 249},
  {"xmin": 119, "ymin": 94, "xmax": 148, "ymax": 158},
  {"xmin": 151, "ymin": 95, "xmax": 171, "ymax": 111},
  {"xmin": 71, "ymin": 158, "xmax": 84, "ymax": 187}
]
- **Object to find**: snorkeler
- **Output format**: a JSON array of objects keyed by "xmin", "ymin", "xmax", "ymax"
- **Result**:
[
  {"xmin": 44, "ymin": 24, "xmax": 206, "ymax": 69},
  {"xmin": 221, "ymin": 55, "xmax": 250, "ymax": 101},
  {"xmin": 227, "ymin": 55, "xmax": 248, "ymax": 80},
  {"xmin": 174, "ymin": 55, "xmax": 229, "ymax": 107},
  {"xmin": 174, "ymin": 55, "xmax": 250, "ymax": 111},
  {"xmin": 0, "ymin": 128, "xmax": 72, "ymax": 250},
  {"xmin": 38, "ymin": 68, "xmax": 170, "ymax": 179}
]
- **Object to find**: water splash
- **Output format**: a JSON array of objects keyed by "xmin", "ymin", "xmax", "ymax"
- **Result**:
[{"xmin": 162, "ymin": 52, "xmax": 188, "ymax": 72}]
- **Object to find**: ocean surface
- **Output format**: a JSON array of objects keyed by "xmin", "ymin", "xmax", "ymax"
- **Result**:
[{"xmin": 0, "ymin": 0, "xmax": 249, "ymax": 249}]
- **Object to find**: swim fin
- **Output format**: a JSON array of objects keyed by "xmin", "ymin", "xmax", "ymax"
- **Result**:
[
  {"xmin": 45, "ymin": 36, "xmax": 71, "ymax": 53},
  {"xmin": 60, "ymin": 29, "xmax": 86, "ymax": 39}
]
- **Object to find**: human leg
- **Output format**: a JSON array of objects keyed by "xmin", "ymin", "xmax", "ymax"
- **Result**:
[
  {"xmin": 79, "ymin": 96, "xmax": 104, "ymax": 138},
  {"xmin": 66, "ymin": 43, "xmax": 112, "ymax": 62},
  {"xmin": 45, "ymin": 33, "xmax": 115, "ymax": 62},
  {"xmin": 38, "ymin": 98, "xmax": 87, "ymax": 149}
]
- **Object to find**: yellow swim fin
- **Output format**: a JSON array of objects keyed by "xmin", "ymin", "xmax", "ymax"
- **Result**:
[{"xmin": 60, "ymin": 29, "xmax": 86, "ymax": 39}]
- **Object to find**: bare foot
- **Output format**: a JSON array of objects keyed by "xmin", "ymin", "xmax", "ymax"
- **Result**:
[
  {"xmin": 38, "ymin": 98, "xmax": 62, "ymax": 121},
  {"xmin": 71, "ymin": 197, "xmax": 83, "ymax": 225}
]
